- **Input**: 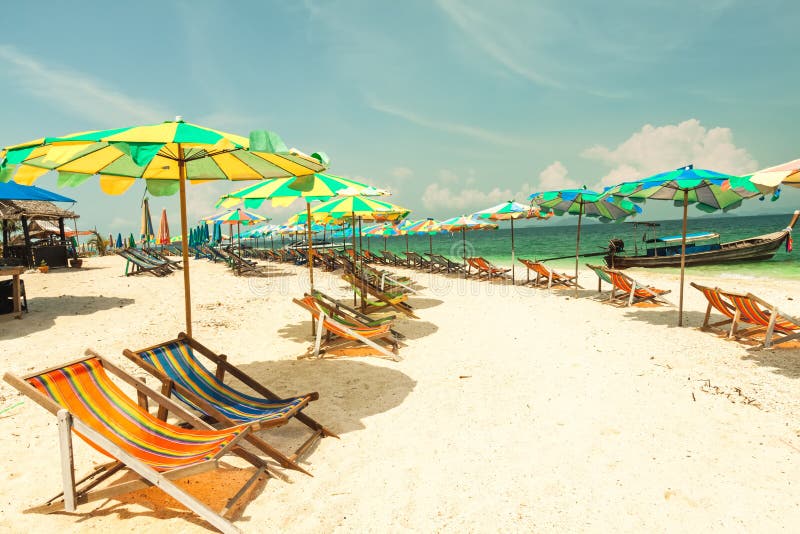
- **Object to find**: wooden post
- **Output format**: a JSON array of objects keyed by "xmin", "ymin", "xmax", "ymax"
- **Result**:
[
  {"xmin": 57, "ymin": 410, "xmax": 77, "ymax": 512},
  {"xmin": 20, "ymin": 216, "xmax": 31, "ymax": 267},
  {"xmin": 462, "ymin": 230, "xmax": 467, "ymax": 279},
  {"xmin": 678, "ymin": 189, "xmax": 688, "ymax": 327},
  {"xmin": 574, "ymin": 201, "xmax": 583, "ymax": 297},
  {"xmin": 306, "ymin": 201, "xmax": 314, "ymax": 291},
  {"xmin": 1, "ymin": 220, "xmax": 7, "ymax": 258},
  {"xmin": 177, "ymin": 150, "xmax": 193, "ymax": 337},
  {"xmin": 510, "ymin": 217, "xmax": 516, "ymax": 284},
  {"xmin": 429, "ymin": 234, "xmax": 433, "ymax": 273},
  {"xmin": 58, "ymin": 217, "xmax": 66, "ymax": 245},
  {"xmin": 351, "ymin": 213, "xmax": 357, "ymax": 306}
]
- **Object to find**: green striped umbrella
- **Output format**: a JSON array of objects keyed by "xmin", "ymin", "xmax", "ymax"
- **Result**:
[
  {"xmin": 531, "ymin": 188, "xmax": 641, "ymax": 295},
  {"xmin": 605, "ymin": 165, "xmax": 758, "ymax": 325},
  {"xmin": 218, "ymin": 174, "xmax": 386, "ymax": 291},
  {"xmin": 439, "ymin": 215, "xmax": 499, "ymax": 275},
  {"xmin": 0, "ymin": 120, "xmax": 326, "ymax": 336},
  {"xmin": 473, "ymin": 200, "xmax": 552, "ymax": 283}
]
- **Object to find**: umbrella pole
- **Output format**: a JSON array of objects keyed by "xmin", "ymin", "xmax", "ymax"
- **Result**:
[
  {"xmin": 462, "ymin": 230, "xmax": 467, "ymax": 279},
  {"xmin": 574, "ymin": 203, "xmax": 583, "ymax": 297},
  {"xmin": 351, "ymin": 213, "xmax": 357, "ymax": 306},
  {"xmin": 429, "ymin": 234, "xmax": 433, "ymax": 273},
  {"xmin": 177, "ymin": 154, "xmax": 192, "ymax": 337},
  {"xmin": 384, "ymin": 236, "xmax": 388, "ymax": 252},
  {"xmin": 405, "ymin": 234, "xmax": 409, "ymax": 254},
  {"xmin": 679, "ymin": 190, "xmax": 688, "ymax": 327},
  {"xmin": 306, "ymin": 201, "xmax": 315, "ymax": 291},
  {"xmin": 510, "ymin": 217, "xmax": 516, "ymax": 284},
  {"xmin": 237, "ymin": 222, "xmax": 241, "ymax": 251}
]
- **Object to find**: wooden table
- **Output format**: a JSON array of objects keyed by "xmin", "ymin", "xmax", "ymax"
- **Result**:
[{"xmin": 0, "ymin": 267, "xmax": 24, "ymax": 319}]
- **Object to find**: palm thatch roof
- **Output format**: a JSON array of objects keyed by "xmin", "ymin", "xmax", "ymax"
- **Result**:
[{"xmin": 0, "ymin": 200, "xmax": 79, "ymax": 221}]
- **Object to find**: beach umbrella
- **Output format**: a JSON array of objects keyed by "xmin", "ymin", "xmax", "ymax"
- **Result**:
[
  {"xmin": 606, "ymin": 165, "xmax": 759, "ymax": 326},
  {"xmin": 128, "ymin": 233, "xmax": 135, "ymax": 248},
  {"xmin": 531, "ymin": 188, "xmax": 641, "ymax": 295},
  {"xmin": 440, "ymin": 215, "xmax": 499, "ymax": 276},
  {"xmin": 747, "ymin": 159, "xmax": 800, "ymax": 191},
  {"xmin": 202, "ymin": 208, "xmax": 268, "ymax": 250},
  {"xmin": 140, "ymin": 198, "xmax": 155, "ymax": 249},
  {"xmin": 404, "ymin": 218, "xmax": 445, "ymax": 263},
  {"xmin": 114, "ymin": 233, "xmax": 122, "ymax": 249},
  {"xmin": 0, "ymin": 120, "xmax": 326, "ymax": 336},
  {"xmin": 212, "ymin": 221, "xmax": 222, "ymax": 245},
  {"xmin": 219, "ymin": 175, "xmax": 388, "ymax": 291},
  {"xmin": 365, "ymin": 222, "xmax": 406, "ymax": 252},
  {"xmin": 473, "ymin": 200, "xmax": 552, "ymax": 283}
]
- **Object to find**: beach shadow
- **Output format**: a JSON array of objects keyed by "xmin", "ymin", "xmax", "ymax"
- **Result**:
[
  {"xmin": 233, "ymin": 357, "xmax": 416, "ymax": 436},
  {"xmin": 392, "ymin": 319, "xmax": 439, "ymax": 340},
  {"xmin": 277, "ymin": 321, "xmax": 315, "ymax": 344},
  {"xmin": 39, "ymin": 464, "xmax": 268, "ymax": 533},
  {"xmin": 741, "ymin": 344, "xmax": 800, "ymax": 379},
  {"xmin": 622, "ymin": 308, "xmax": 707, "ymax": 328},
  {"xmin": 407, "ymin": 297, "xmax": 443, "ymax": 310},
  {"xmin": 0, "ymin": 295, "xmax": 135, "ymax": 339}
]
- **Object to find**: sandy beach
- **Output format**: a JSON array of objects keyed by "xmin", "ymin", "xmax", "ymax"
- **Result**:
[{"xmin": 1, "ymin": 255, "xmax": 799, "ymax": 533}]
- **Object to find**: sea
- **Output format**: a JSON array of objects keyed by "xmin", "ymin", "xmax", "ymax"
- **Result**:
[{"xmin": 354, "ymin": 212, "xmax": 800, "ymax": 281}]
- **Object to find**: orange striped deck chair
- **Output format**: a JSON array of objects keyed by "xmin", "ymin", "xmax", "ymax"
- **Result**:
[
  {"xmin": 293, "ymin": 296, "xmax": 401, "ymax": 360},
  {"xmin": 727, "ymin": 292, "xmax": 800, "ymax": 348},
  {"xmin": 124, "ymin": 333, "xmax": 336, "ymax": 476},
  {"xmin": 471, "ymin": 257, "xmax": 510, "ymax": 280},
  {"xmin": 688, "ymin": 282, "xmax": 763, "ymax": 338},
  {"xmin": 4, "ymin": 352, "xmax": 268, "ymax": 534},
  {"xmin": 603, "ymin": 267, "xmax": 672, "ymax": 307},
  {"xmin": 518, "ymin": 258, "xmax": 579, "ymax": 289}
]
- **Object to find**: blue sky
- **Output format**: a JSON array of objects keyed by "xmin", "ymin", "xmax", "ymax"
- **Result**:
[{"xmin": 1, "ymin": 0, "xmax": 798, "ymax": 235}]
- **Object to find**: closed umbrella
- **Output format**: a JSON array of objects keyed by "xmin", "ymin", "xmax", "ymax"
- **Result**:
[
  {"xmin": 115, "ymin": 233, "xmax": 123, "ymax": 249},
  {"xmin": 140, "ymin": 198, "xmax": 155, "ymax": 249},
  {"xmin": 156, "ymin": 209, "xmax": 170, "ymax": 246}
]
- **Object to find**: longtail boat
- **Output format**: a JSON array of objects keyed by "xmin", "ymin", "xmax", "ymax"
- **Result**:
[{"xmin": 604, "ymin": 210, "xmax": 798, "ymax": 269}]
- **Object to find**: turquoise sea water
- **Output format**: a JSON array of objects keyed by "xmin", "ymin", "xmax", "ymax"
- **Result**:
[{"xmin": 360, "ymin": 212, "xmax": 800, "ymax": 280}]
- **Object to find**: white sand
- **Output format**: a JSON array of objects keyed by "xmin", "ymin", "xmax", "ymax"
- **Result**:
[{"xmin": 1, "ymin": 255, "xmax": 799, "ymax": 533}]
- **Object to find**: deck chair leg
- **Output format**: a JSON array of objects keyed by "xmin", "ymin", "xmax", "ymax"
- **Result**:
[
  {"xmin": 244, "ymin": 434, "xmax": 312, "ymax": 476},
  {"xmin": 763, "ymin": 307, "xmax": 778, "ymax": 349},
  {"xmin": 627, "ymin": 284, "xmax": 636, "ymax": 307},
  {"xmin": 157, "ymin": 379, "xmax": 174, "ymax": 421},
  {"xmin": 729, "ymin": 309, "xmax": 741, "ymax": 339},
  {"xmin": 313, "ymin": 313, "xmax": 326, "ymax": 358},
  {"xmin": 57, "ymin": 410, "xmax": 77, "ymax": 512},
  {"xmin": 701, "ymin": 302, "xmax": 713, "ymax": 330}
]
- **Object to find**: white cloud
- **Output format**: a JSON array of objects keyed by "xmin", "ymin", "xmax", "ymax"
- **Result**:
[
  {"xmin": 583, "ymin": 119, "xmax": 758, "ymax": 187},
  {"xmin": 390, "ymin": 166, "xmax": 413, "ymax": 178},
  {"xmin": 536, "ymin": 161, "xmax": 581, "ymax": 191},
  {"xmin": 421, "ymin": 168, "xmax": 532, "ymax": 214},
  {"xmin": 367, "ymin": 97, "xmax": 532, "ymax": 148},
  {"xmin": 0, "ymin": 45, "xmax": 166, "ymax": 126}
]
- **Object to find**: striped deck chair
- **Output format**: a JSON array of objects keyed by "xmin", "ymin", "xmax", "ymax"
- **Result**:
[
  {"xmin": 518, "ymin": 259, "xmax": 579, "ymax": 289},
  {"xmin": 604, "ymin": 267, "xmax": 672, "ymax": 307},
  {"xmin": 586, "ymin": 264, "xmax": 613, "ymax": 294},
  {"xmin": 116, "ymin": 249, "xmax": 172, "ymax": 276},
  {"xmin": 472, "ymin": 257, "xmax": 510, "ymax": 280},
  {"xmin": 310, "ymin": 290, "xmax": 400, "ymax": 331},
  {"xmin": 4, "ymin": 353, "xmax": 267, "ymax": 534},
  {"xmin": 690, "ymin": 282, "xmax": 744, "ymax": 336},
  {"xmin": 294, "ymin": 296, "xmax": 401, "ymax": 360},
  {"xmin": 727, "ymin": 292, "xmax": 800, "ymax": 348},
  {"xmin": 124, "ymin": 334, "xmax": 336, "ymax": 475},
  {"xmin": 342, "ymin": 273, "xmax": 419, "ymax": 318}
]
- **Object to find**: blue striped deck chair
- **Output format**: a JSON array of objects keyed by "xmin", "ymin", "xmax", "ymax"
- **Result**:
[{"xmin": 124, "ymin": 333, "xmax": 336, "ymax": 475}]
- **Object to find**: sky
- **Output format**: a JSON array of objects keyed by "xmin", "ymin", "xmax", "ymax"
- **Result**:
[{"xmin": 1, "ymin": 0, "xmax": 798, "ymax": 236}]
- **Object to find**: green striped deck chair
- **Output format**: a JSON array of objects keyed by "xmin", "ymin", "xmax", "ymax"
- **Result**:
[
  {"xmin": 4, "ymin": 352, "xmax": 268, "ymax": 534},
  {"xmin": 586, "ymin": 264, "xmax": 613, "ymax": 294},
  {"xmin": 124, "ymin": 333, "xmax": 336, "ymax": 475}
]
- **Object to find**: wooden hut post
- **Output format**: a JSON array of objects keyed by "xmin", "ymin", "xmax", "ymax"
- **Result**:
[
  {"xmin": 1, "ymin": 220, "xmax": 7, "ymax": 258},
  {"xmin": 58, "ymin": 217, "xmax": 66, "ymax": 245},
  {"xmin": 20, "ymin": 216, "xmax": 31, "ymax": 267}
]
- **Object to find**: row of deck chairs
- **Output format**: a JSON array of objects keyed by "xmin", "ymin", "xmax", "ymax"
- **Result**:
[
  {"xmin": 691, "ymin": 282, "xmax": 800, "ymax": 349},
  {"xmin": 4, "ymin": 333, "xmax": 336, "ymax": 533},
  {"xmin": 193, "ymin": 245, "xmax": 274, "ymax": 276},
  {"xmin": 586, "ymin": 264, "xmax": 673, "ymax": 307},
  {"xmin": 116, "ymin": 248, "xmax": 182, "ymax": 276}
]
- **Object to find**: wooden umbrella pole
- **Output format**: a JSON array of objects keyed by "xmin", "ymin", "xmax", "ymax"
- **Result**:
[
  {"xmin": 306, "ymin": 201, "xmax": 315, "ymax": 291},
  {"xmin": 462, "ymin": 230, "xmax": 467, "ymax": 279},
  {"xmin": 510, "ymin": 217, "xmax": 516, "ymax": 284},
  {"xmin": 351, "ymin": 212, "xmax": 357, "ymax": 306},
  {"xmin": 405, "ymin": 234, "xmax": 409, "ymax": 254},
  {"xmin": 177, "ymin": 150, "xmax": 192, "ymax": 337},
  {"xmin": 574, "ymin": 201, "xmax": 583, "ymax": 297},
  {"xmin": 679, "ymin": 189, "xmax": 688, "ymax": 327},
  {"xmin": 237, "ymin": 222, "xmax": 241, "ymax": 251},
  {"xmin": 429, "ymin": 233, "xmax": 433, "ymax": 273}
]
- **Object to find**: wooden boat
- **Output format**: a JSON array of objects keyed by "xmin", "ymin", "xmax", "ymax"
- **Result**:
[{"xmin": 605, "ymin": 210, "xmax": 798, "ymax": 269}]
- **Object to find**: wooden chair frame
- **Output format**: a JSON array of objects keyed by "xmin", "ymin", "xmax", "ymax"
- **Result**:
[
  {"xmin": 4, "ymin": 351, "xmax": 270, "ymax": 534},
  {"xmin": 123, "ymin": 333, "xmax": 337, "ymax": 476}
]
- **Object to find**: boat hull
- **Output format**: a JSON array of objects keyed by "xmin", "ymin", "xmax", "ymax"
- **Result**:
[{"xmin": 605, "ymin": 231, "xmax": 789, "ymax": 269}]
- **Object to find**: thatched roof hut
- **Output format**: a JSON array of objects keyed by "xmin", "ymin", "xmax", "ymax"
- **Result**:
[{"xmin": 0, "ymin": 200, "xmax": 79, "ymax": 221}]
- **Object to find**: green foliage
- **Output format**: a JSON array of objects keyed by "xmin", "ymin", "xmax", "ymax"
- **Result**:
[{"xmin": 87, "ymin": 229, "xmax": 108, "ymax": 256}]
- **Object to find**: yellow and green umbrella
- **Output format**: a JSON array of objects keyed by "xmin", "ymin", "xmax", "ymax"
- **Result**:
[
  {"xmin": 217, "ymin": 174, "xmax": 385, "ymax": 291},
  {"xmin": 289, "ymin": 195, "xmax": 410, "ymax": 225},
  {"xmin": 473, "ymin": 200, "xmax": 552, "ymax": 283},
  {"xmin": 439, "ymin": 215, "xmax": 499, "ymax": 275},
  {"xmin": 0, "ymin": 120, "xmax": 326, "ymax": 335},
  {"xmin": 202, "ymin": 208, "xmax": 268, "ymax": 249}
]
